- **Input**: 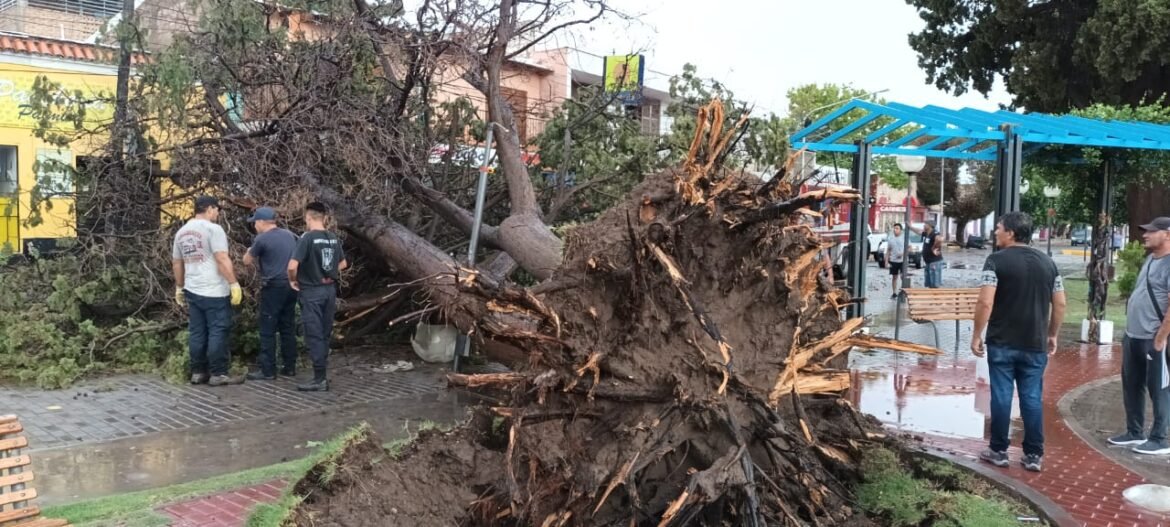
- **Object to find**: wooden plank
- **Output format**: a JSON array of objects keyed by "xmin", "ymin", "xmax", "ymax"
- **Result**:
[
  {"xmin": 10, "ymin": 518, "xmax": 70, "ymax": 527},
  {"xmin": 0, "ymin": 416, "xmax": 15, "ymax": 426},
  {"xmin": 0, "ymin": 437, "xmax": 28, "ymax": 452},
  {"xmin": 0, "ymin": 470, "xmax": 33, "ymax": 489},
  {"xmin": 0, "ymin": 488, "xmax": 36, "ymax": 507},
  {"xmin": 0, "ymin": 506, "xmax": 39, "ymax": 524},
  {"xmin": 0, "ymin": 422, "xmax": 23, "ymax": 436},
  {"xmin": 0, "ymin": 456, "xmax": 31, "ymax": 471}
]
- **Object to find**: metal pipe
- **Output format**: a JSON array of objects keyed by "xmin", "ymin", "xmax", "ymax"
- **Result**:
[
  {"xmin": 454, "ymin": 125, "xmax": 496, "ymax": 373},
  {"xmin": 895, "ymin": 172, "xmax": 915, "ymax": 339}
]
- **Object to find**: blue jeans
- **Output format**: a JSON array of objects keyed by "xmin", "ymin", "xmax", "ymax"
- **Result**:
[
  {"xmin": 185, "ymin": 291, "xmax": 233, "ymax": 376},
  {"xmin": 924, "ymin": 260, "xmax": 944, "ymax": 288},
  {"xmin": 258, "ymin": 284, "xmax": 298, "ymax": 376},
  {"xmin": 987, "ymin": 345, "xmax": 1048, "ymax": 456}
]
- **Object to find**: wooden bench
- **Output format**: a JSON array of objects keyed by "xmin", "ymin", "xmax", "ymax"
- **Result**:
[
  {"xmin": 903, "ymin": 288, "xmax": 980, "ymax": 350},
  {"xmin": 0, "ymin": 416, "xmax": 70, "ymax": 527}
]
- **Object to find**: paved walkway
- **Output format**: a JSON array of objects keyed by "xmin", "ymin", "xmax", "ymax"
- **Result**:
[
  {"xmin": 855, "ymin": 267, "xmax": 1170, "ymax": 526},
  {"xmin": 162, "ymin": 480, "xmax": 286, "ymax": 527}
]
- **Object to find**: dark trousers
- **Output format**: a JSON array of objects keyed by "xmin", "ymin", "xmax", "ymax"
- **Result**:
[
  {"xmin": 258, "ymin": 284, "xmax": 298, "ymax": 376},
  {"xmin": 1121, "ymin": 336, "xmax": 1170, "ymax": 442},
  {"xmin": 299, "ymin": 285, "xmax": 336, "ymax": 381},
  {"xmin": 987, "ymin": 344, "xmax": 1048, "ymax": 456},
  {"xmin": 186, "ymin": 291, "xmax": 233, "ymax": 376}
]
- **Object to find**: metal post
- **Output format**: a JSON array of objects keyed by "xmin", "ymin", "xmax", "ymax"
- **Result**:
[
  {"xmin": 1046, "ymin": 198, "xmax": 1054, "ymax": 256},
  {"xmin": 453, "ymin": 126, "xmax": 496, "ymax": 373},
  {"xmin": 847, "ymin": 141, "xmax": 872, "ymax": 319},
  {"xmin": 940, "ymin": 160, "xmax": 946, "ymax": 241}
]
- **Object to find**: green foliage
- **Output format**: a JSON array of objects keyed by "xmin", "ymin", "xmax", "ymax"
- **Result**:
[
  {"xmin": 532, "ymin": 86, "xmax": 664, "ymax": 223},
  {"xmin": 0, "ymin": 257, "xmax": 192, "ymax": 388},
  {"xmin": 859, "ymin": 448, "xmax": 1038, "ymax": 526},
  {"xmin": 1117, "ymin": 241, "xmax": 1147, "ymax": 298},
  {"xmin": 907, "ymin": 0, "xmax": 1170, "ymax": 112}
]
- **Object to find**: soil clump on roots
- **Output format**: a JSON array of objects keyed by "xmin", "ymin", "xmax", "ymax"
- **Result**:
[{"xmin": 288, "ymin": 101, "xmax": 938, "ymax": 526}]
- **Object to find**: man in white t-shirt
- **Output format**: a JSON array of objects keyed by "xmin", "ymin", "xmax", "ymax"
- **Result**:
[{"xmin": 172, "ymin": 196, "xmax": 242, "ymax": 386}]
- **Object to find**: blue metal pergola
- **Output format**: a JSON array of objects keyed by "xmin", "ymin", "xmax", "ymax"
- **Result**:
[{"xmin": 790, "ymin": 100, "xmax": 1170, "ymax": 318}]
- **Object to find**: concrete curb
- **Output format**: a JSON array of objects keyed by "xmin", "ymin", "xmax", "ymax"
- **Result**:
[
  {"xmin": 907, "ymin": 447, "xmax": 1081, "ymax": 527},
  {"xmin": 1058, "ymin": 374, "xmax": 1170, "ymax": 487}
]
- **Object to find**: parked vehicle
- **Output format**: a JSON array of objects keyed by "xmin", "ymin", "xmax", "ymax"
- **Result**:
[
  {"xmin": 867, "ymin": 230, "xmax": 888, "ymax": 267},
  {"xmin": 1071, "ymin": 227, "xmax": 1090, "ymax": 246}
]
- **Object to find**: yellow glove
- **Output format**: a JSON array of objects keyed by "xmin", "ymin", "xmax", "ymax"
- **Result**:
[
  {"xmin": 230, "ymin": 283, "xmax": 243, "ymax": 306},
  {"xmin": 175, "ymin": 288, "xmax": 185, "ymax": 306}
]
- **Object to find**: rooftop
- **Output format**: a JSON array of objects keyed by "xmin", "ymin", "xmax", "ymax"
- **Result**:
[{"xmin": 0, "ymin": 32, "xmax": 147, "ymax": 65}]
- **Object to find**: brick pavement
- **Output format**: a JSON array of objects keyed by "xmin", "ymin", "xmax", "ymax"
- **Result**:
[
  {"xmin": 852, "ymin": 313, "xmax": 1170, "ymax": 526},
  {"xmin": 161, "ymin": 480, "xmax": 287, "ymax": 527},
  {"xmin": 0, "ymin": 353, "xmax": 446, "ymax": 449}
]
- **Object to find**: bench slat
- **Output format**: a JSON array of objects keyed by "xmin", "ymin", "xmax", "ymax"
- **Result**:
[
  {"xmin": 0, "ymin": 437, "xmax": 28, "ymax": 452},
  {"xmin": 0, "ymin": 456, "xmax": 31, "ymax": 471},
  {"xmin": 0, "ymin": 471, "xmax": 33, "ymax": 489},
  {"xmin": 0, "ymin": 506, "xmax": 39, "ymax": 524},
  {"xmin": 0, "ymin": 422, "xmax": 23, "ymax": 437},
  {"xmin": 0, "ymin": 488, "xmax": 36, "ymax": 507}
]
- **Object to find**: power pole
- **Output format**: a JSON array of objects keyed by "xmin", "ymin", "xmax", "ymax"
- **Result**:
[{"xmin": 112, "ymin": 0, "xmax": 135, "ymax": 161}]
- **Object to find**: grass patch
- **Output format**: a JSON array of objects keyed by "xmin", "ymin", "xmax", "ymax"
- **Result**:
[
  {"xmin": 859, "ymin": 447, "xmax": 1043, "ymax": 526},
  {"xmin": 1061, "ymin": 277, "xmax": 1127, "ymax": 329}
]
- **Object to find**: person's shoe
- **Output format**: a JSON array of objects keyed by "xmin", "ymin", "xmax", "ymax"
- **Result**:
[
  {"xmin": 979, "ymin": 449, "xmax": 1009, "ymax": 467},
  {"xmin": 1108, "ymin": 432, "xmax": 1147, "ymax": 446},
  {"xmin": 890, "ymin": 293, "xmax": 898, "ymax": 299},
  {"xmin": 1132, "ymin": 440, "xmax": 1170, "ymax": 455},
  {"xmin": 1021, "ymin": 453, "xmax": 1043, "ymax": 472},
  {"xmin": 296, "ymin": 379, "xmax": 329, "ymax": 392},
  {"xmin": 280, "ymin": 368, "xmax": 296, "ymax": 377},
  {"xmin": 208, "ymin": 374, "xmax": 235, "ymax": 386},
  {"xmin": 190, "ymin": 373, "xmax": 209, "ymax": 385},
  {"xmin": 246, "ymin": 371, "xmax": 276, "ymax": 381}
]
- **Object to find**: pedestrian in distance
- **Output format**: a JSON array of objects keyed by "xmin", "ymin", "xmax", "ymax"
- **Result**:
[
  {"xmin": 1108, "ymin": 217, "xmax": 1170, "ymax": 456},
  {"xmin": 172, "ymin": 196, "xmax": 243, "ymax": 387},
  {"xmin": 243, "ymin": 206, "xmax": 300, "ymax": 381},
  {"xmin": 887, "ymin": 223, "xmax": 906, "ymax": 299},
  {"xmin": 972, "ymin": 212, "xmax": 1067, "ymax": 472},
  {"xmin": 287, "ymin": 202, "xmax": 347, "ymax": 392}
]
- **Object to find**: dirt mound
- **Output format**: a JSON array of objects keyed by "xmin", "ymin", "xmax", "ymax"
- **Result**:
[{"xmin": 288, "ymin": 101, "xmax": 936, "ymax": 526}]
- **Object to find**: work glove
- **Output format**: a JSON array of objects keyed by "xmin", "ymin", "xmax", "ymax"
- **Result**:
[
  {"xmin": 175, "ymin": 288, "xmax": 185, "ymax": 307},
  {"xmin": 230, "ymin": 283, "xmax": 243, "ymax": 306}
]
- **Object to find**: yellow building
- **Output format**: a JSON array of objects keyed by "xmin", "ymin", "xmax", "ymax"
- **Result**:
[{"xmin": 0, "ymin": 34, "xmax": 136, "ymax": 254}]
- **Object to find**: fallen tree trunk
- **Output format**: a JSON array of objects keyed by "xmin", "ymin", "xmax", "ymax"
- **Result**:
[{"xmin": 288, "ymin": 101, "xmax": 934, "ymax": 526}]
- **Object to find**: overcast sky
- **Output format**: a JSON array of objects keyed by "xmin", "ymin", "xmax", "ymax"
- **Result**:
[{"xmin": 549, "ymin": 0, "xmax": 1013, "ymax": 117}]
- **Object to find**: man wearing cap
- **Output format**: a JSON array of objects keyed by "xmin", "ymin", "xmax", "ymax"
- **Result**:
[
  {"xmin": 1108, "ymin": 217, "xmax": 1170, "ymax": 455},
  {"xmin": 243, "ymin": 207, "xmax": 300, "ymax": 381},
  {"xmin": 287, "ymin": 202, "xmax": 347, "ymax": 392},
  {"xmin": 172, "ymin": 196, "xmax": 243, "ymax": 386}
]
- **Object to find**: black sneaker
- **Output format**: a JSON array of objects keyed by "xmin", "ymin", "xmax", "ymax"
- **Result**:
[
  {"xmin": 1021, "ymin": 453, "xmax": 1042, "ymax": 472},
  {"xmin": 979, "ymin": 449, "xmax": 1009, "ymax": 467},
  {"xmin": 1132, "ymin": 440, "xmax": 1170, "ymax": 455},
  {"xmin": 1108, "ymin": 432, "xmax": 1146, "ymax": 446},
  {"xmin": 190, "ymin": 373, "xmax": 209, "ymax": 385},
  {"xmin": 246, "ymin": 371, "xmax": 276, "ymax": 381},
  {"xmin": 296, "ymin": 379, "xmax": 329, "ymax": 392},
  {"xmin": 280, "ymin": 368, "xmax": 297, "ymax": 377},
  {"xmin": 890, "ymin": 294, "xmax": 898, "ymax": 299}
]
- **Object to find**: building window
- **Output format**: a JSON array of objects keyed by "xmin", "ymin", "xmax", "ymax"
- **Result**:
[
  {"xmin": 0, "ymin": 146, "xmax": 15, "ymax": 195},
  {"xmin": 500, "ymin": 86, "xmax": 528, "ymax": 144},
  {"xmin": 640, "ymin": 103, "xmax": 661, "ymax": 136},
  {"xmin": 35, "ymin": 148, "xmax": 73, "ymax": 194}
]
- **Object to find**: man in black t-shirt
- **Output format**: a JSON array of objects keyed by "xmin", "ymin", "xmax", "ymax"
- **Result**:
[
  {"xmin": 921, "ymin": 222, "xmax": 944, "ymax": 287},
  {"xmin": 287, "ymin": 202, "xmax": 348, "ymax": 392},
  {"xmin": 971, "ymin": 212, "xmax": 1067, "ymax": 473}
]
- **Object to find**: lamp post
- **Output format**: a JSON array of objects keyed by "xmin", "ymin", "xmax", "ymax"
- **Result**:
[
  {"xmin": 893, "ymin": 153, "xmax": 926, "ymax": 340},
  {"xmin": 1043, "ymin": 185, "xmax": 1062, "ymax": 256}
]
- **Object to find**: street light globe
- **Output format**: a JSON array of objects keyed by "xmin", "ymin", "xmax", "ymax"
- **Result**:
[
  {"xmin": 1043, "ymin": 185, "xmax": 1062, "ymax": 198},
  {"xmin": 895, "ymin": 154, "xmax": 926, "ymax": 174}
]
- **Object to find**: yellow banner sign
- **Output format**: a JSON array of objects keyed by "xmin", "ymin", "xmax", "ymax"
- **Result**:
[
  {"xmin": 603, "ymin": 54, "xmax": 644, "ymax": 96},
  {"xmin": 0, "ymin": 66, "xmax": 116, "ymax": 129}
]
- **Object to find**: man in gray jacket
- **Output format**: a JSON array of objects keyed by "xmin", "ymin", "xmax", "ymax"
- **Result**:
[{"xmin": 1109, "ymin": 217, "xmax": 1170, "ymax": 455}]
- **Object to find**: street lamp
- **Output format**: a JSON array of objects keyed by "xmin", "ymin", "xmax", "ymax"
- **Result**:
[
  {"xmin": 893, "ymin": 153, "xmax": 926, "ymax": 339},
  {"xmin": 1043, "ymin": 185, "xmax": 1062, "ymax": 256}
]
